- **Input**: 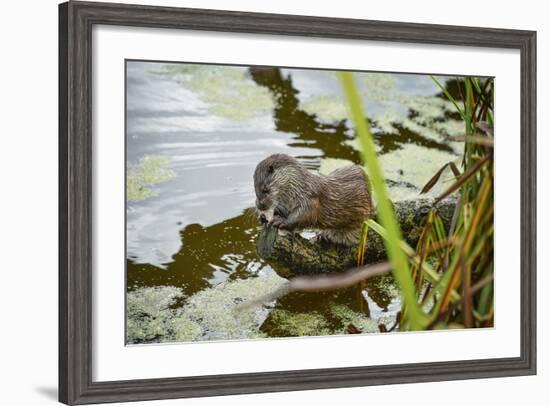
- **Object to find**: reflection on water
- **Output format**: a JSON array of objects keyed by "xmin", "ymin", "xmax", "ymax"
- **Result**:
[{"xmin": 126, "ymin": 61, "xmax": 464, "ymax": 343}]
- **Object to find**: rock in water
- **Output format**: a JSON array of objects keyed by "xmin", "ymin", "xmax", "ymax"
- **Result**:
[{"xmin": 256, "ymin": 197, "xmax": 457, "ymax": 278}]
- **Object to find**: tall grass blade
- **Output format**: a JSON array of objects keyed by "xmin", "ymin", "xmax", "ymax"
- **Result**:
[
  {"xmin": 434, "ymin": 154, "xmax": 490, "ymax": 205},
  {"xmin": 431, "ymin": 75, "xmax": 466, "ymax": 122},
  {"xmin": 338, "ymin": 72, "xmax": 426, "ymax": 330},
  {"xmin": 420, "ymin": 162, "xmax": 460, "ymax": 194}
]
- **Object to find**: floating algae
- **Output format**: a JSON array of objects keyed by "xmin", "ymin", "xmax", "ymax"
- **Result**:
[
  {"xmin": 127, "ymin": 277, "xmax": 391, "ymax": 341},
  {"xmin": 318, "ymin": 158, "xmax": 355, "ymax": 175},
  {"xmin": 181, "ymin": 272, "xmax": 287, "ymax": 340},
  {"xmin": 299, "ymin": 73, "xmax": 396, "ymax": 122},
  {"xmin": 362, "ymin": 72, "xmax": 397, "ymax": 101},
  {"xmin": 159, "ymin": 65, "xmax": 276, "ymax": 120},
  {"xmin": 377, "ymin": 144, "xmax": 460, "ymax": 200},
  {"xmin": 370, "ymin": 108, "xmax": 404, "ymax": 135},
  {"xmin": 319, "ymin": 145, "xmax": 459, "ymax": 202},
  {"xmin": 299, "ymin": 72, "xmax": 464, "ymax": 147},
  {"xmin": 126, "ymin": 286, "xmax": 200, "ymax": 343},
  {"xmin": 261, "ymin": 304, "xmax": 385, "ymax": 337},
  {"xmin": 342, "ymin": 137, "xmax": 460, "ymax": 200},
  {"xmin": 301, "ymin": 72, "xmax": 397, "ymax": 120},
  {"xmin": 127, "ymin": 155, "xmax": 175, "ymax": 202},
  {"xmin": 301, "ymin": 95, "xmax": 350, "ymax": 122},
  {"xmin": 261, "ymin": 310, "xmax": 332, "ymax": 337},
  {"xmin": 127, "ymin": 272, "xmax": 288, "ymax": 343},
  {"xmin": 329, "ymin": 304, "xmax": 380, "ymax": 334}
]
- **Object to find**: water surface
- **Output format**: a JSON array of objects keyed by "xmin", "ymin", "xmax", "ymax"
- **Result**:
[{"xmin": 126, "ymin": 61, "xmax": 464, "ymax": 343}]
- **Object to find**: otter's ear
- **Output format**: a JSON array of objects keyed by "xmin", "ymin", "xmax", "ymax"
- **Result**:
[{"xmin": 268, "ymin": 165, "xmax": 274, "ymax": 174}]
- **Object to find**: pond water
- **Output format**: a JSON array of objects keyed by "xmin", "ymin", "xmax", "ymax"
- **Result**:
[{"xmin": 126, "ymin": 61, "xmax": 464, "ymax": 344}]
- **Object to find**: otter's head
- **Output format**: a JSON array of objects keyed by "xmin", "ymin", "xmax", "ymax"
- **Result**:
[{"xmin": 253, "ymin": 154, "xmax": 299, "ymax": 223}]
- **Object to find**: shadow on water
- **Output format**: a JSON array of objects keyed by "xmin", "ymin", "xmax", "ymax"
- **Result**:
[
  {"xmin": 127, "ymin": 211, "xmax": 262, "ymax": 295},
  {"xmin": 249, "ymin": 67, "xmax": 454, "ymax": 157},
  {"xmin": 127, "ymin": 209, "xmax": 398, "ymax": 338},
  {"xmin": 127, "ymin": 207, "xmax": 401, "ymax": 306},
  {"xmin": 249, "ymin": 67, "xmax": 361, "ymax": 163}
]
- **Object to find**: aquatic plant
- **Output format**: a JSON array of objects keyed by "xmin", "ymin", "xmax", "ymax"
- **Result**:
[
  {"xmin": 339, "ymin": 72, "xmax": 427, "ymax": 330},
  {"xmin": 342, "ymin": 73, "xmax": 494, "ymax": 331},
  {"xmin": 299, "ymin": 71, "xmax": 464, "ymax": 145},
  {"xmin": 159, "ymin": 64, "xmax": 275, "ymax": 120},
  {"xmin": 329, "ymin": 304, "xmax": 380, "ymax": 333},
  {"xmin": 377, "ymin": 144, "xmax": 461, "ymax": 200},
  {"xmin": 126, "ymin": 286, "xmax": 200, "ymax": 343},
  {"xmin": 128, "ymin": 65, "xmax": 493, "ymax": 340},
  {"xmin": 301, "ymin": 95, "xmax": 349, "ymax": 122},
  {"xmin": 318, "ymin": 158, "xmax": 354, "ymax": 175},
  {"xmin": 127, "ymin": 272, "xmax": 288, "ymax": 343},
  {"xmin": 262, "ymin": 310, "xmax": 331, "ymax": 337},
  {"xmin": 263, "ymin": 73, "xmax": 495, "ymax": 332},
  {"xmin": 127, "ymin": 155, "xmax": 175, "ymax": 202},
  {"xmin": 181, "ymin": 272, "xmax": 286, "ymax": 340},
  {"xmin": 362, "ymin": 72, "xmax": 397, "ymax": 101}
]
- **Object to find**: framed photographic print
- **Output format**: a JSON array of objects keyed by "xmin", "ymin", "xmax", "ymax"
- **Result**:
[{"xmin": 59, "ymin": 1, "xmax": 537, "ymax": 404}]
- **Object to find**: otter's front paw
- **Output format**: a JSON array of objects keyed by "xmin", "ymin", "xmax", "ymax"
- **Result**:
[{"xmin": 270, "ymin": 215, "xmax": 288, "ymax": 229}]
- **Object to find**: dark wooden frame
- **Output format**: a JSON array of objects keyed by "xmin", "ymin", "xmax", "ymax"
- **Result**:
[{"xmin": 59, "ymin": 1, "xmax": 537, "ymax": 404}]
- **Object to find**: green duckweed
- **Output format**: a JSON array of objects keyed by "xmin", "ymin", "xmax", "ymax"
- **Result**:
[
  {"xmin": 127, "ymin": 155, "xmax": 175, "ymax": 202},
  {"xmin": 160, "ymin": 65, "xmax": 275, "ymax": 120}
]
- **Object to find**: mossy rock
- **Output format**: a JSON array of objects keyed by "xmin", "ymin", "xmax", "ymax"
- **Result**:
[{"xmin": 256, "ymin": 197, "xmax": 457, "ymax": 277}]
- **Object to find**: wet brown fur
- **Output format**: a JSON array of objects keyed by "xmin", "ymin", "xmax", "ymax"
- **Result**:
[{"xmin": 253, "ymin": 154, "xmax": 373, "ymax": 245}]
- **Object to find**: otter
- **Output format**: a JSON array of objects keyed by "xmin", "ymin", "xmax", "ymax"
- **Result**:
[{"xmin": 253, "ymin": 154, "xmax": 373, "ymax": 245}]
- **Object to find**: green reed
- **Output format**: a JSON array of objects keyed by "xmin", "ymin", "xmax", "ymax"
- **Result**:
[
  {"xmin": 338, "ymin": 72, "xmax": 427, "ymax": 330},
  {"xmin": 339, "ymin": 73, "xmax": 494, "ymax": 331}
]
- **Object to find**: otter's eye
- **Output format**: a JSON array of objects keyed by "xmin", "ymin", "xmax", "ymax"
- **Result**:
[{"xmin": 262, "ymin": 187, "xmax": 269, "ymax": 194}]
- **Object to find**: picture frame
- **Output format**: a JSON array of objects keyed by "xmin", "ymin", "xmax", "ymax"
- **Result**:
[{"xmin": 59, "ymin": 1, "xmax": 537, "ymax": 404}]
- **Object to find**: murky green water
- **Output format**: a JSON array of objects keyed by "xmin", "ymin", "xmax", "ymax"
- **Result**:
[{"xmin": 126, "ymin": 61, "xmax": 464, "ymax": 344}]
